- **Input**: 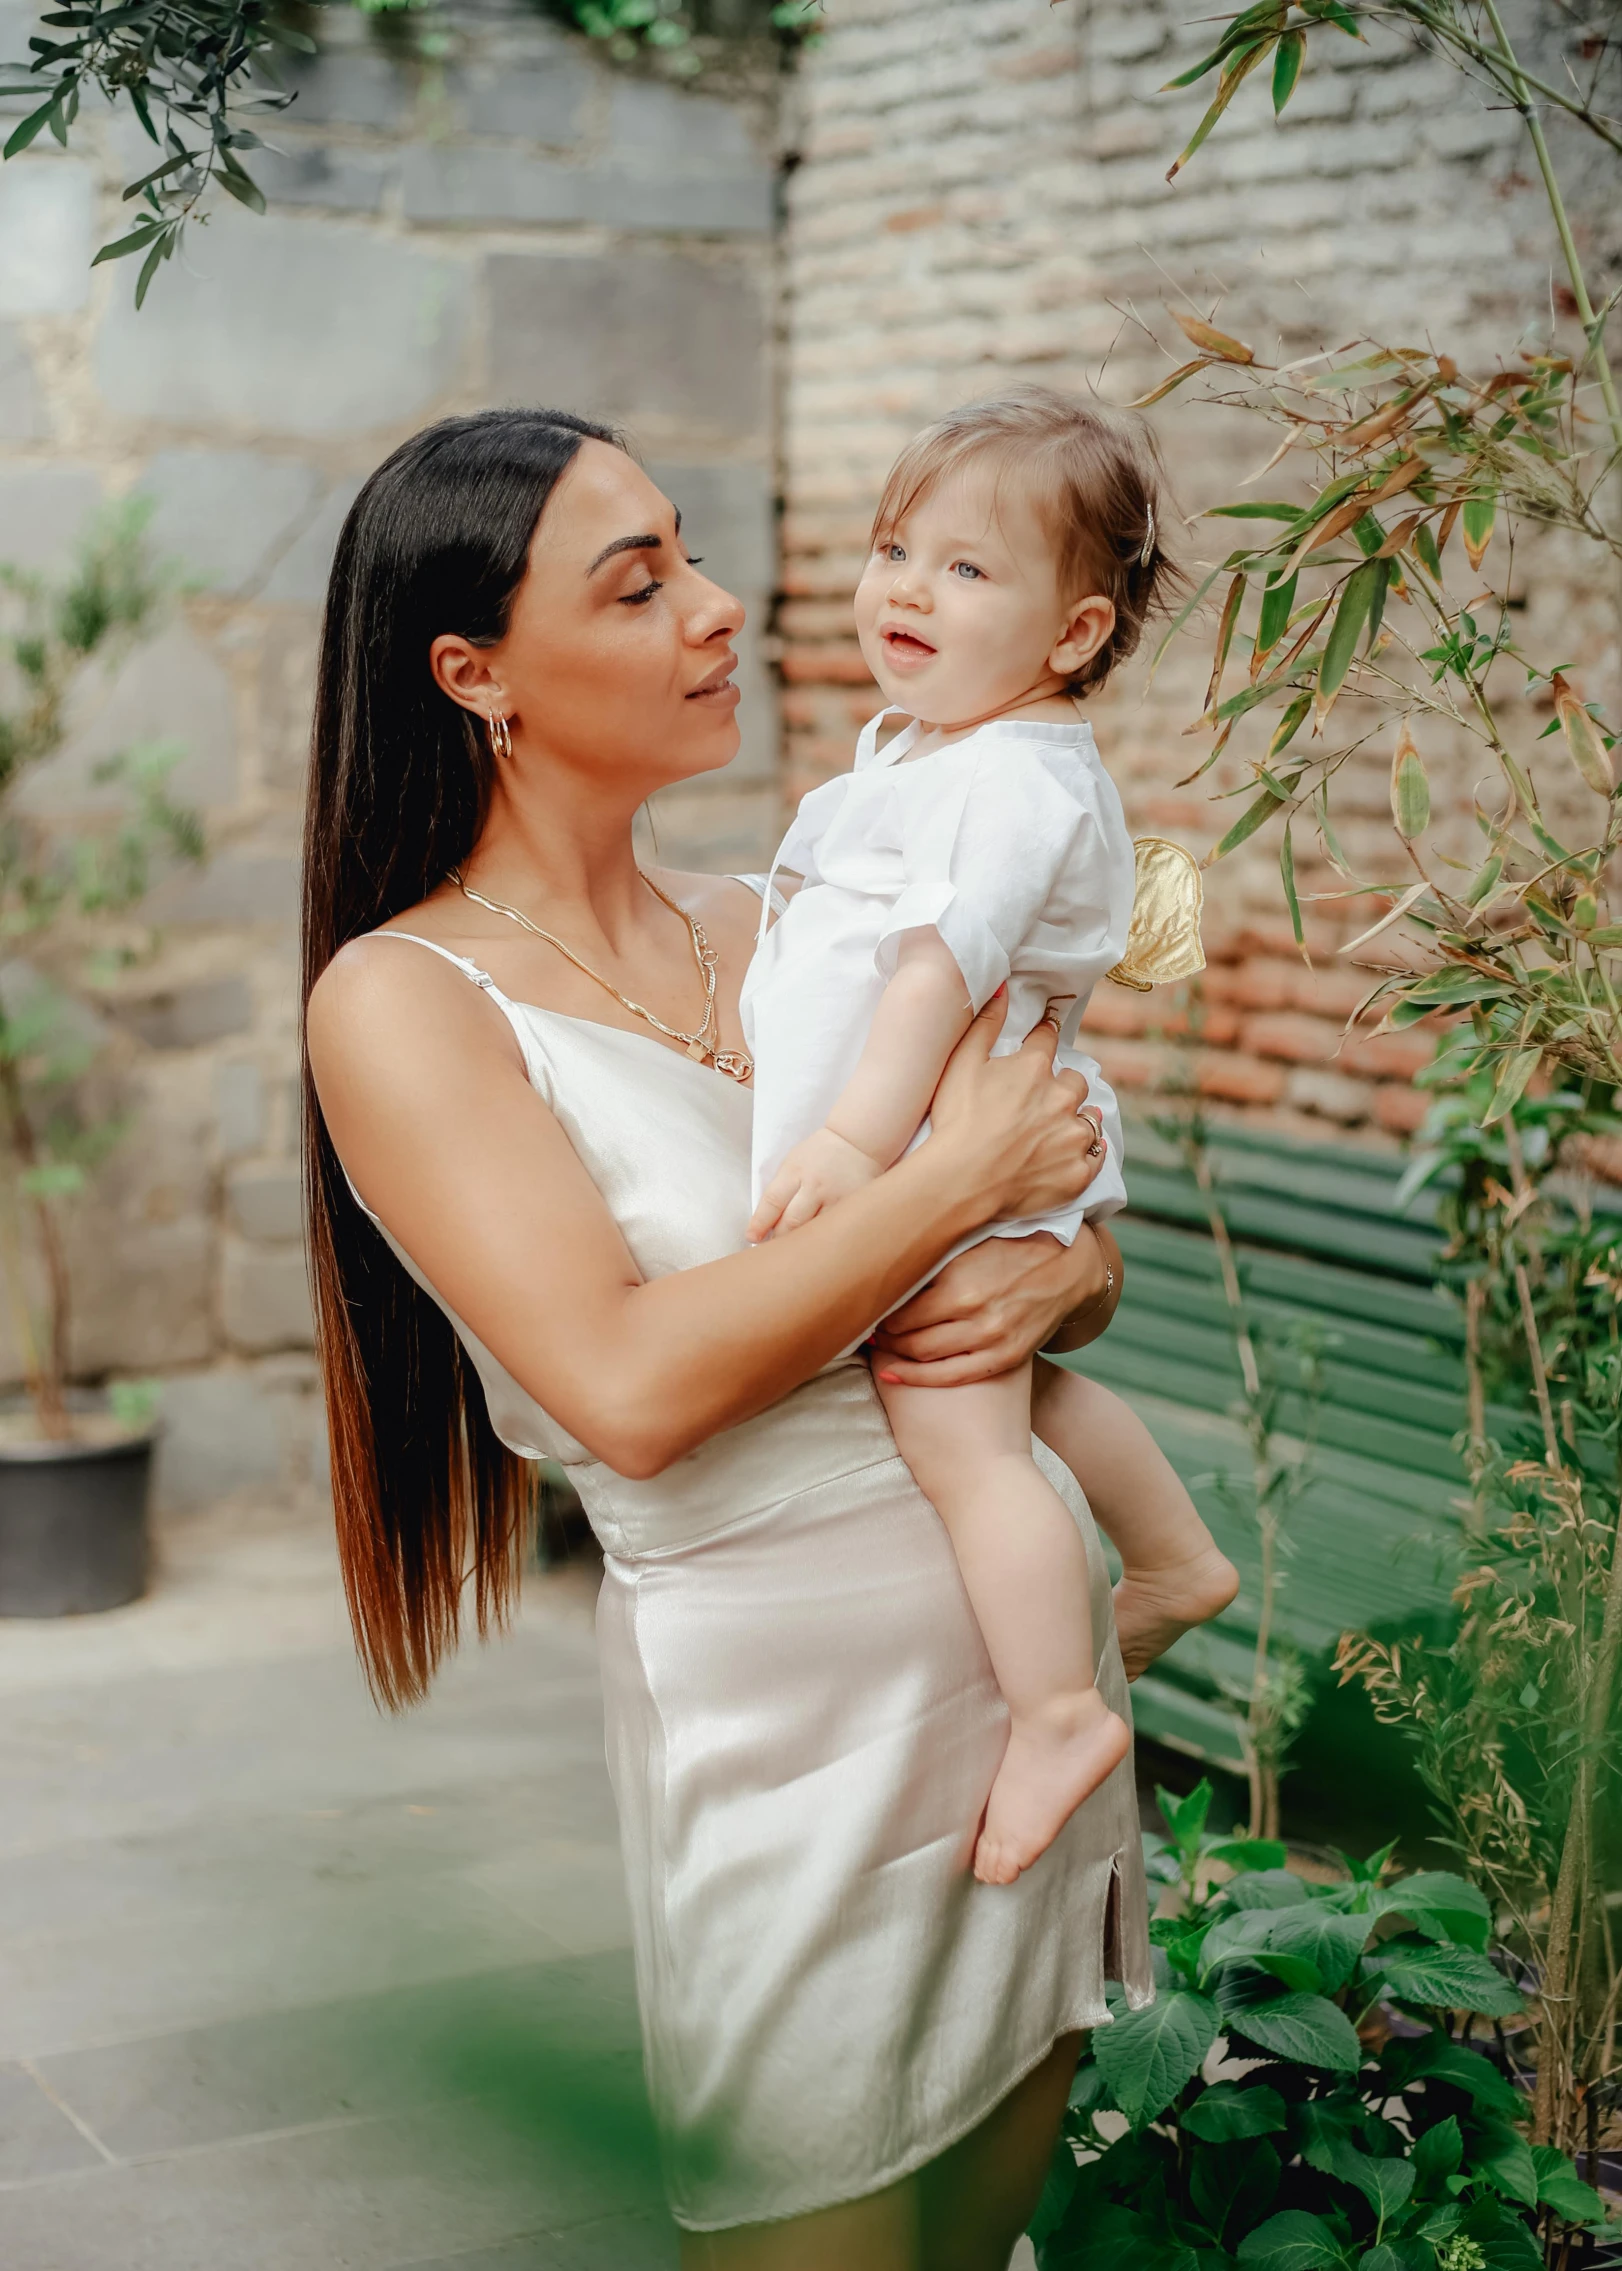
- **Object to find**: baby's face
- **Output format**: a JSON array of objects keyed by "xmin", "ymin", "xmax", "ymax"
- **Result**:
[{"xmin": 853, "ymin": 464, "xmax": 1088, "ymax": 728}]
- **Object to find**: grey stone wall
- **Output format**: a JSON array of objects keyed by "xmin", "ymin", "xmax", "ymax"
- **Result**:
[{"xmin": 0, "ymin": 1, "xmax": 779, "ymax": 1508}]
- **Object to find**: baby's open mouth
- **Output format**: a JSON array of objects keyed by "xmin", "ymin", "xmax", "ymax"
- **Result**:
[{"xmin": 881, "ymin": 628, "xmax": 937, "ymax": 657}]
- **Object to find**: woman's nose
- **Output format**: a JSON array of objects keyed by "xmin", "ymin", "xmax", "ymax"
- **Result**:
[{"xmin": 686, "ymin": 568, "xmax": 745, "ymax": 642}]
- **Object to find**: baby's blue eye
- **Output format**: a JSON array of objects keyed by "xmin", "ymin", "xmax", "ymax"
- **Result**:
[
  {"xmin": 953, "ymin": 562, "xmax": 984, "ymax": 580},
  {"xmin": 886, "ymin": 544, "xmax": 906, "ymax": 562}
]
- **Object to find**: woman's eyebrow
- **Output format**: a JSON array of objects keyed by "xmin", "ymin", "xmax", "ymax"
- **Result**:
[{"xmin": 587, "ymin": 510, "xmax": 683, "ymax": 577}]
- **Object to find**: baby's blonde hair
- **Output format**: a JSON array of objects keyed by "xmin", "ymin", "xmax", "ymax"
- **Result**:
[{"xmin": 870, "ymin": 385, "xmax": 1180, "ymax": 695}]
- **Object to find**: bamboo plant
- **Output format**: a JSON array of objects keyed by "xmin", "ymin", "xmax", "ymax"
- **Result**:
[{"xmin": 1138, "ymin": 0, "xmax": 1622, "ymax": 2195}]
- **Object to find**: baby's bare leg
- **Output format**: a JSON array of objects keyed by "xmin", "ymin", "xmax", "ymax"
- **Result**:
[
  {"xmin": 1031, "ymin": 1363, "xmax": 1238, "ymax": 1680},
  {"xmin": 877, "ymin": 1360, "xmax": 1128, "ymax": 1886}
]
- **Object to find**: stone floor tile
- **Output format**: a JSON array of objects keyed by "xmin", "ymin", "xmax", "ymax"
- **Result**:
[
  {"xmin": 35, "ymin": 1951, "xmax": 642, "ymax": 2160},
  {"xmin": 0, "ymin": 2063, "xmax": 106, "ymax": 2183}
]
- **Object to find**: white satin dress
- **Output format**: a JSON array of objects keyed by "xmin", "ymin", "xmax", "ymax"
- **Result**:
[{"xmin": 349, "ymin": 922, "xmax": 1152, "ymax": 2234}]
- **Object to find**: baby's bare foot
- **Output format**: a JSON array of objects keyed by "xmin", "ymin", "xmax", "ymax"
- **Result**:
[
  {"xmin": 1113, "ymin": 1543, "xmax": 1239, "ymax": 1682},
  {"xmin": 973, "ymin": 1690, "xmax": 1130, "ymax": 1886}
]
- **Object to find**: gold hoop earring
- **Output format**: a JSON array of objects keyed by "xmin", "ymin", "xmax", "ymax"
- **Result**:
[{"xmin": 487, "ymin": 711, "xmax": 512, "ymax": 764}]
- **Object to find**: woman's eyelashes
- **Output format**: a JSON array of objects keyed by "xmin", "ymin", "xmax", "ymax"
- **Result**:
[{"xmin": 618, "ymin": 555, "xmax": 702, "ymax": 606}]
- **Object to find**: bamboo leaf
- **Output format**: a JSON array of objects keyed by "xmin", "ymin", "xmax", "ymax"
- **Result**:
[
  {"xmin": 1269, "ymin": 690, "xmax": 1313, "ymax": 758},
  {"xmin": 1461, "ymin": 492, "xmax": 1496, "ymax": 572},
  {"xmin": 1173, "ymin": 309, "xmax": 1256, "ymax": 364},
  {"xmin": 1209, "ymin": 783, "xmax": 1286, "ymax": 864},
  {"xmin": 1465, "ymin": 853, "xmax": 1504, "ymax": 906},
  {"xmin": 1272, "ymin": 27, "xmax": 1305, "ymax": 111},
  {"xmin": 1550, "ymin": 673, "xmax": 1615, "ymax": 796},
  {"xmin": 1415, "ymin": 521, "xmax": 1443, "ymax": 579},
  {"xmin": 1315, "ymin": 558, "xmax": 1380, "ymax": 719},
  {"xmin": 1390, "ymin": 719, "xmax": 1430, "ymax": 839},
  {"xmin": 1129, "ymin": 357, "xmax": 1211, "ymax": 409},
  {"xmin": 1280, "ymin": 823, "xmax": 1304, "ymax": 947},
  {"xmin": 1151, "ymin": 559, "xmax": 1229, "ymax": 676},
  {"xmin": 1364, "ymin": 554, "xmax": 1391, "ymax": 650},
  {"xmin": 1167, "ymin": 42, "xmax": 1269, "ymax": 182},
  {"xmin": 1253, "ymin": 570, "xmax": 1297, "ymax": 677},
  {"xmin": 1481, "ymin": 1047, "xmax": 1542, "ymax": 1125},
  {"xmin": 1203, "ymin": 571, "xmax": 1246, "ymax": 719},
  {"xmin": 1205, "ymin": 502, "xmax": 1304, "ymax": 522},
  {"xmin": 1376, "ymin": 510, "xmax": 1423, "ymax": 559},
  {"xmin": 1340, "ymin": 877, "xmax": 1429, "ymax": 957}
]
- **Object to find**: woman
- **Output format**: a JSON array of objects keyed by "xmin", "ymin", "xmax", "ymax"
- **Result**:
[{"xmin": 303, "ymin": 408, "xmax": 1151, "ymax": 2270}]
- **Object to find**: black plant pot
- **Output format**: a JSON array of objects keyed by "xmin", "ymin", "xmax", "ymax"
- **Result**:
[{"xmin": 0, "ymin": 1425, "xmax": 157, "ymax": 1616}]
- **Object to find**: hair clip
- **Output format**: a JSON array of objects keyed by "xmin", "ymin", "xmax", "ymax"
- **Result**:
[{"xmin": 1138, "ymin": 506, "xmax": 1157, "ymax": 567}]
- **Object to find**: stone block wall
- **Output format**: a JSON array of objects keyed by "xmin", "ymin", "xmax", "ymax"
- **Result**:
[
  {"xmin": 0, "ymin": 0, "xmax": 779, "ymax": 1506},
  {"xmin": 779, "ymin": 0, "xmax": 1621, "ymax": 1152}
]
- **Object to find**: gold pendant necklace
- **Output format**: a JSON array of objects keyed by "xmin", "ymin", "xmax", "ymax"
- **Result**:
[{"xmin": 449, "ymin": 868, "xmax": 754, "ymax": 1085}]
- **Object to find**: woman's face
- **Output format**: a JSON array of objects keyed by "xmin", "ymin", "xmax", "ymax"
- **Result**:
[{"xmin": 433, "ymin": 440, "xmax": 745, "ymax": 802}]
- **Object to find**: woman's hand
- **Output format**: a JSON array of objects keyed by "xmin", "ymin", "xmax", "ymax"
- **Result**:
[
  {"xmin": 871, "ymin": 1226, "xmax": 1121, "ymax": 1388},
  {"xmin": 927, "ymin": 992, "xmax": 1107, "ymax": 1227}
]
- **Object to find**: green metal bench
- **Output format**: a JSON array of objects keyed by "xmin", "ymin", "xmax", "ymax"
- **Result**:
[{"xmin": 1057, "ymin": 1121, "xmax": 1492, "ymax": 1775}]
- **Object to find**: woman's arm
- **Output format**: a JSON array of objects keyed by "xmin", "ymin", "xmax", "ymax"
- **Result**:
[
  {"xmin": 308, "ymin": 942, "xmax": 1106, "ymax": 1480},
  {"xmin": 870, "ymin": 1225, "xmax": 1124, "ymax": 1388}
]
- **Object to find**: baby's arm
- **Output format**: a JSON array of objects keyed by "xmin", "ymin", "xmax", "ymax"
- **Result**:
[{"xmin": 746, "ymin": 929, "xmax": 973, "ymax": 1241}]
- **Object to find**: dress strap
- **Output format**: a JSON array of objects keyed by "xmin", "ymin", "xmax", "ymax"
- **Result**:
[{"xmin": 364, "ymin": 931, "xmax": 533, "ymax": 1050}]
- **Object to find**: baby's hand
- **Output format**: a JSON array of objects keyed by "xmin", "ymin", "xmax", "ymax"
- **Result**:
[{"xmin": 747, "ymin": 1128, "xmax": 883, "ymax": 1242}]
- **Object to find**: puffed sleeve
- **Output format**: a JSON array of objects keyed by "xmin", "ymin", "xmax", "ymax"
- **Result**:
[{"xmin": 874, "ymin": 745, "xmax": 1122, "ymax": 1011}]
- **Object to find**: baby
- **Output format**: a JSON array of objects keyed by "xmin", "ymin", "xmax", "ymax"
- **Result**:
[{"xmin": 740, "ymin": 388, "xmax": 1237, "ymax": 1885}]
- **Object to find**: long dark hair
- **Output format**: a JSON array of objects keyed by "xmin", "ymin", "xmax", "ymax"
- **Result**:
[{"xmin": 301, "ymin": 407, "xmax": 623, "ymax": 1708}]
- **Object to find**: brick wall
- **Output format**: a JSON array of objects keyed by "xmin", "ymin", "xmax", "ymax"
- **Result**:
[
  {"xmin": 778, "ymin": 0, "xmax": 1621, "ymax": 1149},
  {"xmin": 0, "ymin": 1, "xmax": 778, "ymax": 1504}
]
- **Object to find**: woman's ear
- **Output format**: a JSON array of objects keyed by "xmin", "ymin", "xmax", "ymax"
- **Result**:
[
  {"xmin": 429, "ymin": 632, "xmax": 507, "ymax": 722},
  {"xmin": 1050, "ymin": 595, "xmax": 1115, "ymax": 682}
]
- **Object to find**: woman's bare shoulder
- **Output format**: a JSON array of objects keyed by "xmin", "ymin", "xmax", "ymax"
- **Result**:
[{"xmin": 307, "ymin": 929, "xmax": 520, "ymax": 1092}]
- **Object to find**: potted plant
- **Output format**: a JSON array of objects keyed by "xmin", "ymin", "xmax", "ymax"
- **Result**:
[{"xmin": 0, "ymin": 505, "xmax": 202, "ymax": 1615}]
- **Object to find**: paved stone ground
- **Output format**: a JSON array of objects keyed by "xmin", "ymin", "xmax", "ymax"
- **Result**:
[
  {"xmin": 0, "ymin": 1509, "xmax": 1052, "ymax": 2271},
  {"xmin": 0, "ymin": 1508, "xmax": 674, "ymax": 2271}
]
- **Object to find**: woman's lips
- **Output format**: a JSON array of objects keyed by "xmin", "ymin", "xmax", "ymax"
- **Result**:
[{"xmin": 688, "ymin": 657, "xmax": 741, "ymax": 704}]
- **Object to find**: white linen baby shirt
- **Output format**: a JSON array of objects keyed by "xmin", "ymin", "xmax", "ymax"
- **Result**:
[{"xmin": 739, "ymin": 704, "xmax": 1135, "ymax": 1253}]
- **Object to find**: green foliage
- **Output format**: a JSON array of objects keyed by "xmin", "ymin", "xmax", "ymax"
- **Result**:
[
  {"xmin": 0, "ymin": 508, "xmax": 202, "ymax": 1434},
  {"xmin": 1031, "ymin": 1799, "xmax": 1615, "ymax": 2271},
  {"xmin": 1341, "ymin": 1063, "xmax": 1622, "ymax": 2169}
]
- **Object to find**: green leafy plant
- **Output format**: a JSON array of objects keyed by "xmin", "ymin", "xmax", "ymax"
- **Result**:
[
  {"xmin": 1033, "ymin": 1787, "xmax": 1615, "ymax": 2271},
  {"xmin": 0, "ymin": 507, "xmax": 202, "ymax": 1437}
]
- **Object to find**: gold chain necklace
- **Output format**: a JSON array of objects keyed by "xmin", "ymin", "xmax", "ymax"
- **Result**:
[{"xmin": 450, "ymin": 868, "xmax": 754, "ymax": 1084}]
